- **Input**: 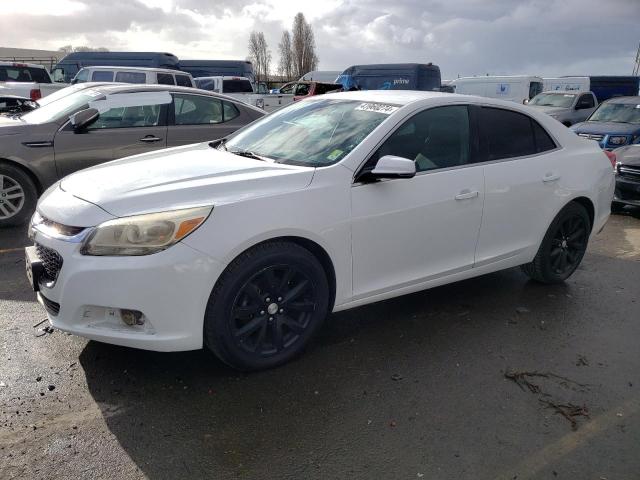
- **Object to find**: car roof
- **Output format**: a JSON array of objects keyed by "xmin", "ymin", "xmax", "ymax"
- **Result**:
[
  {"xmin": 88, "ymin": 83, "xmax": 265, "ymax": 112},
  {"xmin": 605, "ymin": 96, "xmax": 640, "ymax": 104},
  {"xmin": 319, "ymin": 90, "xmax": 458, "ymax": 105},
  {"xmin": 0, "ymin": 61, "xmax": 46, "ymax": 69},
  {"xmin": 78, "ymin": 66, "xmax": 189, "ymax": 75}
]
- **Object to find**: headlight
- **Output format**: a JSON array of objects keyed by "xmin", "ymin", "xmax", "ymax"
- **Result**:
[
  {"xmin": 608, "ymin": 136, "xmax": 628, "ymax": 146},
  {"xmin": 81, "ymin": 206, "xmax": 212, "ymax": 256}
]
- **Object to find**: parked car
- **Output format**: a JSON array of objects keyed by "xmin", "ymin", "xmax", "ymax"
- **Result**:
[
  {"xmin": 527, "ymin": 91, "xmax": 598, "ymax": 126},
  {"xmin": 0, "ymin": 61, "xmax": 67, "ymax": 100},
  {"xmin": 543, "ymin": 76, "xmax": 640, "ymax": 103},
  {"xmin": 52, "ymin": 51, "xmax": 180, "ymax": 83},
  {"xmin": 0, "ymin": 84, "xmax": 265, "ymax": 226},
  {"xmin": 451, "ymin": 75, "xmax": 543, "ymax": 104},
  {"xmin": 611, "ymin": 144, "xmax": 640, "ymax": 211},
  {"xmin": 194, "ymin": 76, "xmax": 293, "ymax": 112},
  {"xmin": 277, "ymin": 81, "xmax": 342, "ymax": 101},
  {"xmin": 72, "ymin": 66, "xmax": 195, "ymax": 87},
  {"xmin": 571, "ymin": 96, "xmax": 640, "ymax": 149},
  {"xmin": 25, "ymin": 91, "xmax": 614, "ymax": 370},
  {"xmin": 336, "ymin": 63, "xmax": 441, "ymax": 92},
  {"xmin": 0, "ymin": 93, "xmax": 38, "ymax": 115}
]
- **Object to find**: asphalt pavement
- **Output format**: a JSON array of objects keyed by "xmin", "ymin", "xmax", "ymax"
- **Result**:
[{"xmin": 1, "ymin": 210, "xmax": 639, "ymax": 480}]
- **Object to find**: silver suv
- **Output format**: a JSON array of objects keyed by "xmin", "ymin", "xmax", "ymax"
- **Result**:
[
  {"xmin": 527, "ymin": 91, "xmax": 598, "ymax": 127},
  {"xmin": 0, "ymin": 83, "xmax": 265, "ymax": 226}
]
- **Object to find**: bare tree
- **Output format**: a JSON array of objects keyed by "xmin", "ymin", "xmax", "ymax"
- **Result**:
[
  {"xmin": 247, "ymin": 31, "xmax": 271, "ymax": 83},
  {"xmin": 291, "ymin": 13, "xmax": 318, "ymax": 78},
  {"xmin": 58, "ymin": 45, "xmax": 109, "ymax": 54},
  {"xmin": 277, "ymin": 31, "xmax": 293, "ymax": 81}
]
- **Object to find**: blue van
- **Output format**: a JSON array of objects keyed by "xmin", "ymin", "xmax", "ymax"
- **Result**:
[
  {"xmin": 336, "ymin": 63, "xmax": 441, "ymax": 91},
  {"xmin": 52, "ymin": 52, "xmax": 180, "ymax": 83},
  {"xmin": 179, "ymin": 60, "xmax": 256, "ymax": 84}
]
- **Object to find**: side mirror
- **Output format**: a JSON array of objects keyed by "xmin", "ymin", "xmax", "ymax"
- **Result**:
[
  {"xmin": 370, "ymin": 155, "xmax": 416, "ymax": 179},
  {"xmin": 69, "ymin": 108, "xmax": 99, "ymax": 132}
]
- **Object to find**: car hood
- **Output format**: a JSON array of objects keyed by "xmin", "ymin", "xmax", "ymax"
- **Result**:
[
  {"xmin": 614, "ymin": 144, "xmax": 640, "ymax": 167},
  {"xmin": 59, "ymin": 142, "xmax": 316, "ymax": 217},
  {"xmin": 571, "ymin": 121, "xmax": 640, "ymax": 135}
]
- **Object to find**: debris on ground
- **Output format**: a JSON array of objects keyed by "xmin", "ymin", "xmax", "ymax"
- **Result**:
[
  {"xmin": 576, "ymin": 355, "xmax": 589, "ymax": 366},
  {"xmin": 504, "ymin": 369, "xmax": 590, "ymax": 430},
  {"xmin": 539, "ymin": 399, "xmax": 589, "ymax": 430},
  {"xmin": 391, "ymin": 373, "xmax": 403, "ymax": 381},
  {"xmin": 47, "ymin": 385, "xmax": 55, "ymax": 391},
  {"xmin": 32, "ymin": 319, "xmax": 48, "ymax": 328},
  {"xmin": 0, "ymin": 381, "xmax": 6, "ymax": 387},
  {"xmin": 515, "ymin": 307, "xmax": 530, "ymax": 314},
  {"xmin": 35, "ymin": 326, "xmax": 55, "ymax": 337}
]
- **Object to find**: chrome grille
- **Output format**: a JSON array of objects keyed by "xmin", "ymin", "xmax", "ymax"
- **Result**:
[
  {"xmin": 35, "ymin": 243, "xmax": 63, "ymax": 283},
  {"xmin": 578, "ymin": 133, "xmax": 604, "ymax": 141},
  {"xmin": 618, "ymin": 165, "xmax": 640, "ymax": 179}
]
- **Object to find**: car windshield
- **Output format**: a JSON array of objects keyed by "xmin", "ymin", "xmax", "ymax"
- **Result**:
[
  {"xmin": 21, "ymin": 88, "xmax": 105, "ymax": 124},
  {"xmin": 529, "ymin": 93, "xmax": 576, "ymax": 108},
  {"xmin": 588, "ymin": 102, "xmax": 640, "ymax": 124},
  {"xmin": 222, "ymin": 99, "xmax": 395, "ymax": 166}
]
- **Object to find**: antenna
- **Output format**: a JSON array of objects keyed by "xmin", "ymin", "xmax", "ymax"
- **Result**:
[{"xmin": 634, "ymin": 41, "xmax": 640, "ymax": 76}]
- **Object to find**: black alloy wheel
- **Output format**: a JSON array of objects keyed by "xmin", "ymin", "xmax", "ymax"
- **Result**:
[
  {"xmin": 231, "ymin": 265, "xmax": 317, "ymax": 356},
  {"xmin": 522, "ymin": 202, "xmax": 591, "ymax": 284},
  {"xmin": 204, "ymin": 241, "xmax": 330, "ymax": 371}
]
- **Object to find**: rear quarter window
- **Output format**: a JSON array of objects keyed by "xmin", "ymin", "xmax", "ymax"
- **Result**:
[{"xmin": 175, "ymin": 75, "xmax": 192, "ymax": 87}]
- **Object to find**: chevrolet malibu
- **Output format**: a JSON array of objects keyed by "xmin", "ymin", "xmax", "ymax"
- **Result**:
[{"xmin": 26, "ymin": 91, "xmax": 615, "ymax": 370}]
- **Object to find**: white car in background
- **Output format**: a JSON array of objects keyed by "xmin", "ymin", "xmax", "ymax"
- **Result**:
[
  {"xmin": 72, "ymin": 66, "xmax": 195, "ymax": 87},
  {"xmin": 26, "ymin": 91, "xmax": 615, "ymax": 370}
]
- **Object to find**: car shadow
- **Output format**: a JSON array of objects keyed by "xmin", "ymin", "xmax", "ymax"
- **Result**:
[{"xmin": 79, "ymin": 266, "xmax": 582, "ymax": 479}]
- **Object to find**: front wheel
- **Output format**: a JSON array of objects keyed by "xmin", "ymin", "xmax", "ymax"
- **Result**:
[
  {"xmin": 0, "ymin": 163, "xmax": 38, "ymax": 227},
  {"xmin": 204, "ymin": 241, "xmax": 330, "ymax": 371},
  {"xmin": 521, "ymin": 202, "xmax": 590, "ymax": 284}
]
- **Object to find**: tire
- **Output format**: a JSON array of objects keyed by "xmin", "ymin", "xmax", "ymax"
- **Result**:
[
  {"xmin": 611, "ymin": 202, "xmax": 625, "ymax": 214},
  {"xmin": 0, "ymin": 163, "xmax": 38, "ymax": 227},
  {"xmin": 521, "ymin": 202, "xmax": 591, "ymax": 284},
  {"xmin": 204, "ymin": 241, "xmax": 330, "ymax": 371}
]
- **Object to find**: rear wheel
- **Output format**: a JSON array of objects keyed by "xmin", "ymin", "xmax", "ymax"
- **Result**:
[
  {"xmin": 522, "ymin": 202, "xmax": 590, "ymax": 284},
  {"xmin": 204, "ymin": 241, "xmax": 330, "ymax": 371},
  {"xmin": 0, "ymin": 163, "xmax": 37, "ymax": 227}
]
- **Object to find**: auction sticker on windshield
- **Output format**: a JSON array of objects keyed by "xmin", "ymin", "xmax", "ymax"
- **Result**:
[{"xmin": 355, "ymin": 103, "xmax": 399, "ymax": 114}]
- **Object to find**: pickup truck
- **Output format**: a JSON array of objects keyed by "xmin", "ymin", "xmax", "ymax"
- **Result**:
[
  {"xmin": 194, "ymin": 76, "xmax": 294, "ymax": 112},
  {"xmin": 527, "ymin": 90, "xmax": 598, "ymax": 127},
  {"xmin": 0, "ymin": 62, "xmax": 67, "ymax": 100}
]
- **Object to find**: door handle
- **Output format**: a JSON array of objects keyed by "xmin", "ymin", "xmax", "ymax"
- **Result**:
[
  {"xmin": 455, "ymin": 189, "xmax": 479, "ymax": 200},
  {"xmin": 543, "ymin": 173, "xmax": 561, "ymax": 183},
  {"xmin": 139, "ymin": 135, "xmax": 162, "ymax": 143}
]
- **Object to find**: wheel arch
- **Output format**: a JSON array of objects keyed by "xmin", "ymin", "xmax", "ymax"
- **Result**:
[
  {"xmin": 0, "ymin": 158, "xmax": 44, "ymax": 194},
  {"xmin": 570, "ymin": 196, "xmax": 595, "ymax": 232},
  {"xmin": 238, "ymin": 236, "xmax": 337, "ymax": 312}
]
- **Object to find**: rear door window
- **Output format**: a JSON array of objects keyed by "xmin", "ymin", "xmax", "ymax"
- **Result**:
[
  {"xmin": 173, "ymin": 94, "xmax": 223, "ymax": 125},
  {"xmin": 157, "ymin": 73, "xmax": 175, "ymax": 85},
  {"xmin": 479, "ymin": 107, "xmax": 555, "ymax": 160},
  {"xmin": 88, "ymin": 104, "xmax": 163, "ymax": 129},
  {"xmin": 91, "ymin": 70, "xmax": 114, "ymax": 82},
  {"xmin": 115, "ymin": 71, "xmax": 147, "ymax": 84}
]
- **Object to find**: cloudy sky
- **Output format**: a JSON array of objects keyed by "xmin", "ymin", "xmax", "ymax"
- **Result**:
[{"xmin": 1, "ymin": 0, "xmax": 638, "ymax": 79}]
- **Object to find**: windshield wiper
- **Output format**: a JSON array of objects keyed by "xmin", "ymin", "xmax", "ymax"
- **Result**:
[{"xmin": 228, "ymin": 149, "xmax": 272, "ymax": 162}]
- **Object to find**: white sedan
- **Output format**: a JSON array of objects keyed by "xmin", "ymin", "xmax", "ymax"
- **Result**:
[{"xmin": 26, "ymin": 91, "xmax": 615, "ymax": 370}]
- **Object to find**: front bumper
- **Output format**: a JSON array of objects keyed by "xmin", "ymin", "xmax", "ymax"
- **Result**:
[
  {"xmin": 614, "ymin": 175, "xmax": 640, "ymax": 207},
  {"xmin": 31, "ymin": 230, "xmax": 225, "ymax": 351}
]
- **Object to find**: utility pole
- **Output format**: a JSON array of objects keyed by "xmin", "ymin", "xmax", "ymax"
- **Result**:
[{"xmin": 633, "ymin": 41, "xmax": 640, "ymax": 76}]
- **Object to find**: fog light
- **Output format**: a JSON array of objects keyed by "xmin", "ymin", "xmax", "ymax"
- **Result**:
[{"xmin": 121, "ymin": 309, "xmax": 144, "ymax": 326}]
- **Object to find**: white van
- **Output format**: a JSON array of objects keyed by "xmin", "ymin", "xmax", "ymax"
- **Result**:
[
  {"xmin": 451, "ymin": 75, "xmax": 543, "ymax": 104},
  {"xmin": 72, "ymin": 66, "xmax": 195, "ymax": 87},
  {"xmin": 542, "ymin": 77, "xmax": 590, "ymax": 93}
]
